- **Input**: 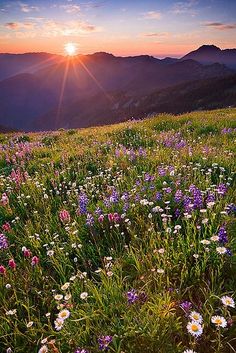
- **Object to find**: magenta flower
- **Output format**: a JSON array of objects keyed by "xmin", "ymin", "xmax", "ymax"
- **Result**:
[
  {"xmin": 23, "ymin": 249, "xmax": 31, "ymax": 257},
  {"xmin": 2, "ymin": 223, "xmax": 11, "ymax": 232},
  {"xmin": 0, "ymin": 265, "xmax": 6, "ymax": 275},
  {"xmin": 31, "ymin": 256, "xmax": 39, "ymax": 266},
  {"xmin": 108, "ymin": 213, "xmax": 114, "ymax": 222},
  {"xmin": 8, "ymin": 259, "xmax": 16, "ymax": 270},
  {"xmin": 1, "ymin": 193, "xmax": 9, "ymax": 206},
  {"xmin": 59, "ymin": 210, "xmax": 71, "ymax": 223},
  {"xmin": 98, "ymin": 214, "xmax": 104, "ymax": 223}
]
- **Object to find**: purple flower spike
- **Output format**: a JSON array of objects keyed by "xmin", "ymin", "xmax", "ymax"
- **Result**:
[
  {"xmin": 127, "ymin": 289, "xmax": 139, "ymax": 304},
  {"xmin": 98, "ymin": 335, "xmax": 113, "ymax": 351}
]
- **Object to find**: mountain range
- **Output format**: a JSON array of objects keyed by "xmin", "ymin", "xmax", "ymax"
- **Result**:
[{"xmin": 0, "ymin": 44, "xmax": 236, "ymax": 131}]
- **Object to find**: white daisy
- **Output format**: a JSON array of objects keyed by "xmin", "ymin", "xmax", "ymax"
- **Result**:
[
  {"xmin": 26, "ymin": 321, "xmax": 34, "ymax": 328},
  {"xmin": 187, "ymin": 321, "xmax": 203, "ymax": 337},
  {"xmin": 211, "ymin": 316, "xmax": 227, "ymax": 328},
  {"xmin": 61, "ymin": 282, "xmax": 70, "ymax": 291},
  {"xmin": 200, "ymin": 240, "xmax": 210, "ymax": 245},
  {"xmin": 157, "ymin": 269, "xmax": 164, "ymax": 274},
  {"xmin": 58, "ymin": 309, "xmax": 70, "ymax": 320},
  {"xmin": 65, "ymin": 293, "xmax": 72, "ymax": 301},
  {"xmin": 189, "ymin": 311, "xmax": 203, "ymax": 323},
  {"xmin": 80, "ymin": 292, "xmax": 88, "ymax": 300},
  {"xmin": 54, "ymin": 294, "xmax": 63, "ymax": 301},
  {"xmin": 38, "ymin": 345, "xmax": 48, "ymax": 353},
  {"xmin": 54, "ymin": 318, "xmax": 64, "ymax": 331},
  {"xmin": 183, "ymin": 350, "xmax": 197, "ymax": 353},
  {"xmin": 216, "ymin": 247, "xmax": 227, "ymax": 255},
  {"xmin": 210, "ymin": 235, "xmax": 219, "ymax": 242},
  {"xmin": 221, "ymin": 296, "xmax": 235, "ymax": 308}
]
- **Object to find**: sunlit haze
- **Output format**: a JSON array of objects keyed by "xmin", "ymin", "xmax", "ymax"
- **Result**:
[{"xmin": 64, "ymin": 42, "xmax": 78, "ymax": 56}]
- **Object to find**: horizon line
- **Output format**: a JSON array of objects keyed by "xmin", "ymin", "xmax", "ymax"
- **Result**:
[{"xmin": 0, "ymin": 44, "xmax": 236, "ymax": 60}]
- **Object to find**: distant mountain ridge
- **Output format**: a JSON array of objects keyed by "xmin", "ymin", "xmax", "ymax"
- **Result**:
[
  {"xmin": 181, "ymin": 45, "xmax": 236, "ymax": 69},
  {"xmin": 0, "ymin": 44, "xmax": 235, "ymax": 131},
  {"xmin": 0, "ymin": 52, "xmax": 63, "ymax": 81}
]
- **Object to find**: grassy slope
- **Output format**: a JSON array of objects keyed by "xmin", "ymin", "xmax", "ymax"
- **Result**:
[{"xmin": 0, "ymin": 108, "xmax": 236, "ymax": 353}]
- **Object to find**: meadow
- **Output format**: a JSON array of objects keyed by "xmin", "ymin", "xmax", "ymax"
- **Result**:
[{"xmin": 0, "ymin": 108, "xmax": 236, "ymax": 353}]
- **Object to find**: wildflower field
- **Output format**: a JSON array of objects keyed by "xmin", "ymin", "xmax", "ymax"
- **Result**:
[{"xmin": 0, "ymin": 108, "xmax": 236, "ymax": 353}]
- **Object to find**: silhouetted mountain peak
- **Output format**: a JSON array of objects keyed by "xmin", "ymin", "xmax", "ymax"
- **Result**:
[
  {"xmin": 197, "ymin": 45, "xmax": 221, "ymax": 52},
  {"xmin": 90, "ymin": 52, "xmax": 115, "ymax": 59},
  {"xmin": 181, "ymin": 44, "xmax": 236, "ymax": 69}
]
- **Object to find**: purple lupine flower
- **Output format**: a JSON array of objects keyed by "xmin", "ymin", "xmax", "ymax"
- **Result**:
[
  {"xmin": 110, "ymin": 189, "xmax": 119, "ymax": 203},
  {"xmin": 174, "ymin": 190, "xmax": 183, "ymax": 203},
  {"xmin": 135, "ymin": 193, "xmax": 141, "ymax": 202},
  {"xmin": 155, "ymin": 192, "xmax": 162, "ymax": 201},
  {"xmin": 206, "ymin": 192, "xmax": 215, "ymax": 203},
  {"xmin": 75, "ymin": 349, "xmax": 88, "ymax": 353},
  {"xmin": 127, "ymin": 289, "xmax": 139, "ymax": 304},
  {"xmin": 183, "ymin": 196, "xmax": 192, "ymax": 213},
  {"xmin": 0, "ymin": 233, "xmax": 8, "ymax": 250},
  {"xmin": 98, "ymin": 336, "xmax": 113, "ymax": 351},
  {"xmin": 189, "ymin": 184, "xmax": 196, "ymax": 193},
  {"xmin": 86, "ymin": 213, "xmax": 94, "ymax": 226},
  {"xmin": 218, "ymin": 226, "xmax": 228, "ymax": 244},
  {"xmin": 217, "ymin": 183, "xmax": 227, "ymax": 196},
  {"xmin": 103, "ymin": 198, "xmax": 111, "ymax": 208},
  {"xmin": 144, "ymin": 173, "xmax": 154, "ymax": 182},
  {"xmin": 158, "ymin": 167, "xmax": 166, "ymax": 177},
  {"xmin": 121, "ymin": 192, "xmax": 129, "ymax": 202},
  {"xmin": 226, "ymin": 248, "xmax": 232, "ymax": 256},
  {"xmin": 226, "ymin": 204, "xmax": 236, "ymax": 215},
  {"xmin": 123, "ymin": 203, "xmax": 129, "ymax": 212},
  {"xmin": 95, "ymin": 207, "xmax": 103, "ymax": 215},
  {"xmin": 175, "ymin": 139, "xmax": 187, "ymax": 149},
  {"xmin": 165, "ymin": 187, "xmax": 172, "ymax": 194},
  {"xmin": 174, "ymin": 208, "xmax": 181, "ymax": 218},
  {"xmin": 193, "ymin": 188, "xmax": 203, "ymax": 209},
  {"xmin": 180, "ymin": 301, "xmax": 192, "ymax": 313},
  {"xmin": 138, "ymin": 147, "xmax": 146, "ymax": 156},
  {"xmin": 79, "ymin": 193, "xmax": 88, "ymax": 214}
]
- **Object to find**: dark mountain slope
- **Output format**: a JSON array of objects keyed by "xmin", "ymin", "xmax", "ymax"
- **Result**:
[
  {"xmin": 0, "ymin": 73, "xmax": 57, "ymax": 130},
  {"xmin": 36, "ymin": 74, "xmax": 236, "ymax": 130}
]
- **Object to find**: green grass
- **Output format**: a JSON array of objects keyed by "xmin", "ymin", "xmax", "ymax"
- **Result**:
[{"xmin": 0, "ymin": 108, "xmax": 235, "ymax": 353}]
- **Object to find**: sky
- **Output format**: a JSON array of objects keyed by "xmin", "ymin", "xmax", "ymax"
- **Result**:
[{"xmin": 0, "ymin": 0, "xmax": 236, "ymax": 58}]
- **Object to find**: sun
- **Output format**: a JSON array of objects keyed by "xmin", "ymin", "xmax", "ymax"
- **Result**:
[{"xmin": 64, "ymin": 43, "xmax": 77, "ymax": 56}]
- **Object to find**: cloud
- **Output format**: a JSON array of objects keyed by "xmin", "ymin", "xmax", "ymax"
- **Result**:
[
  {"xmin": 142, "ymin": 32, "xmax": 170, "ymax": 37},
  {"xmin": 82, "ymin": 1, "xmax": 107, "ymax": 9},
  {"xmin": 4, "ymin": 22, "xmax": 35, "ymax": 30},
  {"xmin": 20, "ymin": 3, "xmax": 39, "ymax": 13},
  {"xmin": 5, "ymin": 22, "xmax": 20, "ymax": 30},
  {"xmin": 143, "ymin": 11, "xmax": 162, "ymax": 20},
  {"xmin": 171, "ymin": 0, "xmax": 198, "ymax": 16},
  {"xmin": 204, "ymin": 22, "xmax": 236, "ymax": 30},
  {"xmin": 60, "ymin": 4, "xmax": 81, "ymax": 13},
  {"xmin": 40, "ymin": 20, "xmax": 102, "ymax": 37},
  {"xmin": 4, "ymin": 18, "xmax": 101, "ymax": 37}
]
